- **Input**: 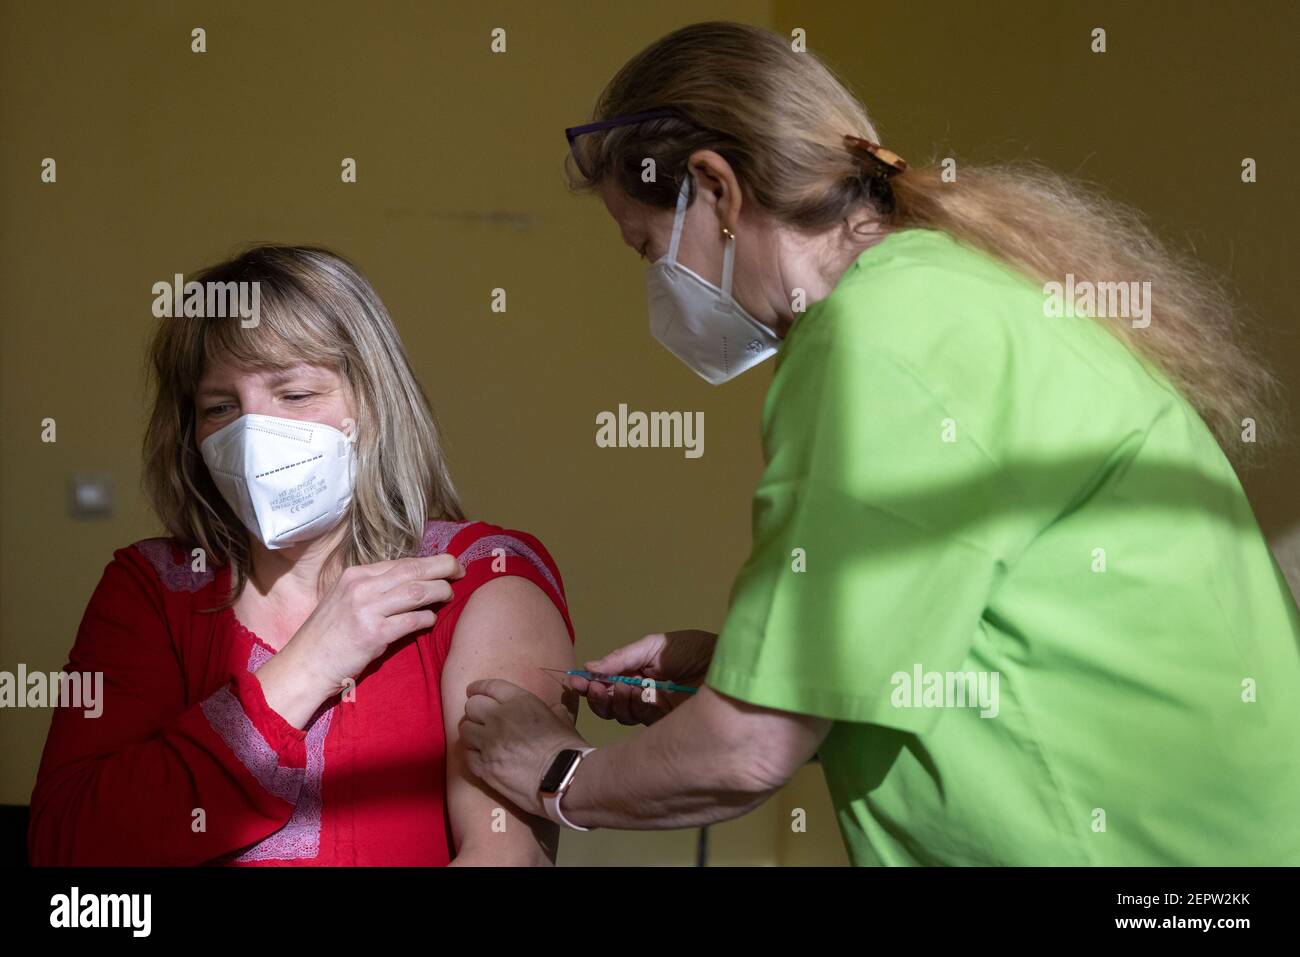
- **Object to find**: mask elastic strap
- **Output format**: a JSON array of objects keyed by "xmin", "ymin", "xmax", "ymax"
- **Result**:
[
  {"xmin": 719, "ymin": 231, "xmax": 736, "ymax": 308},
  {"xmin": 667, "ymin": 174, "xmax": 691, "ymax": 264}
]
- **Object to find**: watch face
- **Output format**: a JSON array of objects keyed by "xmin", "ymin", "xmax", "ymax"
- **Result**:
[{"xmin": 540, "ymin": 749, "xmax": 581, "ymax": 793}]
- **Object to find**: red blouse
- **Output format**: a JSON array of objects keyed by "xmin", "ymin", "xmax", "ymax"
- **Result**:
[{"xmin": 28, "ymin": 519, "xmax": 574, "ymax": 866}]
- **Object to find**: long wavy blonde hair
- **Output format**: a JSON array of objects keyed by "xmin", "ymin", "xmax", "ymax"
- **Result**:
[
  {"xmin": 143, "ymin": 245, "xmax": 463, "ymax": 605},
  {"xmin": 566, "ymin": 21, "xmax": 1282, "ymax": 464}
]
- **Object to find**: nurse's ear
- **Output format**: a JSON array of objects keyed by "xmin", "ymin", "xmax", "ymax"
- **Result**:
[{"xmin": 683, "ymin": 150, "xmax": 744, "ymax": 237}]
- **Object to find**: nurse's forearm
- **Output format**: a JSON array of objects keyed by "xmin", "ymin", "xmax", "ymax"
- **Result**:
[{"xmin": 560, "ymin": 688, "xmax": 791, "ymax": 830}]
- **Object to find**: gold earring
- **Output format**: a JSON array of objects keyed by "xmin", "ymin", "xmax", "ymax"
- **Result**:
[{"xmin": 721, "ymin": 227, "xmax": 736, "ymax": 241}]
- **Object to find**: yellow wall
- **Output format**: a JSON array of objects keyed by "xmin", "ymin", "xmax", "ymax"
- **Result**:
[{"xmin": 2, "ymin": 0, "xmax": 1294, "ymax": 868}]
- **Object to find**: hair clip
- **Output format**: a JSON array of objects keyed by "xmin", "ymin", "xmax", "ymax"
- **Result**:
[{"xmin": 843, "ymin": 135, "xmax": 908, "ymax": 176}]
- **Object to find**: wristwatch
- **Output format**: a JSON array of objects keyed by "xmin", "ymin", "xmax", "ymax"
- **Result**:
[{"xmin": 539, "ymin": 747, "xmax": 596, "ymax": 831}]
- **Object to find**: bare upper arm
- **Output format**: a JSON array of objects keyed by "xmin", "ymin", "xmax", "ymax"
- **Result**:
[{"xmin": 440, "ymin": 574, "xmax": 577, "ymax": 864}]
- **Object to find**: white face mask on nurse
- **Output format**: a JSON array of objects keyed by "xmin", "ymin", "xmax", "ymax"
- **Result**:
[{"xmin": 597, "ymin": 150, "xmax": 890, "ymax": 383}]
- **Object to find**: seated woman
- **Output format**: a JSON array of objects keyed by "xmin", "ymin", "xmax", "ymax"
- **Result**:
[{"xmin": 28, "ymin": 244, "xmax": 577, "ymax": 866}]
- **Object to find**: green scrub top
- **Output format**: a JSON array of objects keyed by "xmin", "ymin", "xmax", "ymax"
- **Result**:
[{"xmin": 707, "ymin": 227, "xmax": 1300, "ymax": 865}]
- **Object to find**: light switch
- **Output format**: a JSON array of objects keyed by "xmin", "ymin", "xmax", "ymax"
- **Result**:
[{"xmin": 70, "ymin": 473, "xmax": 114, "ymax": 519}]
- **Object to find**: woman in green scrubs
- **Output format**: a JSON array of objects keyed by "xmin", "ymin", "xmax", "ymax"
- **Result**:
[{"xmin": 461, "ymin": 22, "xmax": 1300, "ymax": 865}]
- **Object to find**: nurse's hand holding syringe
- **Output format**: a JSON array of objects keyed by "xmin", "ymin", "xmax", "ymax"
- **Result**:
[{"xmin": 560, "ymin": 629, "xmax": 717, "ymax": 726}]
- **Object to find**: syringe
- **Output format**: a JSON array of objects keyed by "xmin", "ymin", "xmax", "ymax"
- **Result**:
[{"xmin": 541, "ymin": 668, "xmax": 698, "ymax": 695}]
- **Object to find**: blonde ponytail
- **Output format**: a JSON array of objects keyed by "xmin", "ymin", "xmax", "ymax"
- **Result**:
[{"xmin": 885, "ymin": 162, "xmax": 1282, "ymax": 460}]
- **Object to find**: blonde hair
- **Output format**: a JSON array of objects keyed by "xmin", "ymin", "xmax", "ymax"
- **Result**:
[
  {"xmin": 567, "ymin": 21, "xmax": 1283, "ymax": 464},
  {"xmin": 143, "ymin": 244, "xmax": 463, "ymax": 605}
]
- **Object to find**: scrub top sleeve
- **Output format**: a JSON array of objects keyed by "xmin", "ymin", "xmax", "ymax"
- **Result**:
[{"xmin": 707, "ymin": 305, "xmax": 1020, "ymax": 734}]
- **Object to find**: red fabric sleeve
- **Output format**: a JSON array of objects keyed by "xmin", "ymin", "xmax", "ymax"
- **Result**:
[{"xmin": 28, "ymin": 546, "xmax": 305, "ymax": 866}]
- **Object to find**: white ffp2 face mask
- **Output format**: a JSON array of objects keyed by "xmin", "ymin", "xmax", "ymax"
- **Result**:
[
  {"xmin": 200, "ymin": 413, "xmax": 357, "ymax": 550},
  {"xmin": 645, "ymin": 175, "xmax": 781, "ymax": 385}
]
